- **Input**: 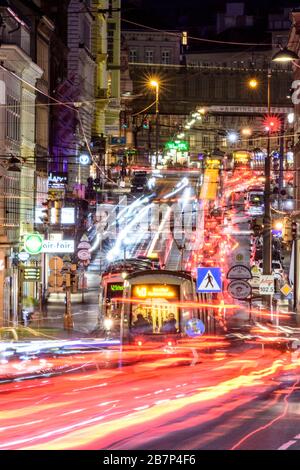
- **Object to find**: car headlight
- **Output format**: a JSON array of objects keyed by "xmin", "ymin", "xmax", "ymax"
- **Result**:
[{"xmin": 104, "ymin": 318, "xmax": 113, "ymax": 330}]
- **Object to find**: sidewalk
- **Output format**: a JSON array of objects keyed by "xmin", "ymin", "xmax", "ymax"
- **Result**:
[{"xmin": 30, "ymin": 272, "xmax": 100, "ymax": 336}]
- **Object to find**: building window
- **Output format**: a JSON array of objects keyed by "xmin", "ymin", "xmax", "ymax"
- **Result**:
[
  {"xmin": 80, "ymin": 18, "xmax": 91, "ymax": 51},
  {"xmin": 37, "ymin": 38, "xmax": 49, "ymax": 83},
  {"xmin": 189, "ymin": 135, "xmax": 196, "ymax": 146},
  {"xmin": 6, "ymin": 94, "xmax": 20, "ymax": 142},
  {"xmin": 145, "ymin": 49, "xmax": 153, "ymax": 64},
  {"xmin": 129, "ymin": 49, "xmax": 137, "ymax": 63},
  {"xmin": 215, "ymin": 78, "xmax": 222, "ymax": 98},
  {"xmin": 203, "ymin": 135, "xmax": 210, "ymax": 148},
  {"xmin": 108, "ymin": 0, "xmax": 113, "ymax": 18},
  {"xmin": 228, "ymin": 77, "xmax": 236, "ymax": 99},
  {"xmin": 161, "ymin": 50, "xmax": 170, "ymax": 64},
  {"xmin": 107, "ymin": 24, "xmax": 116, "ymax": 63}
]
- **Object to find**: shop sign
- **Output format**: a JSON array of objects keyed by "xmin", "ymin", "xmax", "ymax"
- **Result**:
[
  {"xmin": 18, "ymin": 251, "xmax": 30, "ymax": 262},
  {"xmin": 227, "ymin": 265, "xmax": 252, "ymax": 280},
  {"xmin": 42, "ymin": 240, "xmax": 74, "ymax": 253},
  {"xmin": 78, "ymin": 249, "xmax": 91, "ymax": 261},
  {"xmin": 228, "ymin": 280, "xmax": 252, "ymax": 299},
  {"xmin": 48, "ymin": 172, "xmax": 68, "ymax": 189},
  {"xmin": 23, "ymin": 267, "xmax": 41, "ymax": 281},
  {"xmin": 259, "ymin": 275, "xmax": 275, "ymax": 295}
]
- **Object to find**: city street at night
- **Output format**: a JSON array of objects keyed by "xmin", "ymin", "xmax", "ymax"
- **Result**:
[{"xmin": 2, "ymin": 0, "xmax": 300, "ymax": 458}]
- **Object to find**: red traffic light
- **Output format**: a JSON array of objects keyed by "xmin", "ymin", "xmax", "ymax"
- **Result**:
[{"xmin": 263, "ymin": 115, "xmax": 281, "ymax": 133}]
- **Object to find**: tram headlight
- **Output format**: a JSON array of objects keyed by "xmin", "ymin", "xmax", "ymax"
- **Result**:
[{"xmin": 104, "ymin": 318, "xmax": 113, "ymax": 330}]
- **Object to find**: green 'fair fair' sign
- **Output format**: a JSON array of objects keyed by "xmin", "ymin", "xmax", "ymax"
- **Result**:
[{"xmin": 24, "ymin": 233, "xmax": 44, "ymax": 255}]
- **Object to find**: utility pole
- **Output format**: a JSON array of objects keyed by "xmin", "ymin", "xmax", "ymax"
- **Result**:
[
  {"xmin": 292, "ymin": 221, "xmax": 298, "ymax": 312},
  {"xmin": 278, "ymin": 119, "xmax": 285, "ymax": 211},
  {"xmin": 263, "ymin": 69, "xmax": 272, "ymax": 278},
  {"xmin": 149, "ymin": 80, "xmax": 160, "ymax": 167},
  {"xmin": 63, "ymin": 265, "xmax": 73, "ymax": 330},
  {"xmin": 154, "ymin": 86, "xmax": 160, "ymax": 168}
]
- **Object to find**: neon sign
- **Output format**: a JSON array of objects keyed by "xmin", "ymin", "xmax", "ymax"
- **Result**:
[
  {"xmin": 111, "ymin": 284, "xmax": 124, "ymax": 291},
  {"xmin": 132, "ymin": 285, "xmax": 179, "ymax": 299}
]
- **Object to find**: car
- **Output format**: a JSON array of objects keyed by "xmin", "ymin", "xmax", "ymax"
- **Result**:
[
  {"xmin": 272, "ymin": 261, "xmax": 285, "ymax": 280},
  {"xmin": 257, "ymin": 260, "xmax": 284, "ymax": 280},
  {"xmin": 272, "ymin": 250, "xmax": 282, "ymax": 261},
  {"xmin": 130, "ymin": 171, "xmax": 148, "ymax": 193}
]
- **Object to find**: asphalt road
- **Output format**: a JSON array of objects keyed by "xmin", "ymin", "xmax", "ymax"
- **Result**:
[{"xmin": 1, "ymin": 341, "xmax": 300, "ymax": 450}]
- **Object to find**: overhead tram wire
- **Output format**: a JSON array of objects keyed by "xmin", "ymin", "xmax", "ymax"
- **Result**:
[
  {"xmin": 122, "ymin": 19, "xmax": 275, "ymax": 47},
  {"xmin": 0, "ymin": 64, "xmax": 117, "ymax": 185}
]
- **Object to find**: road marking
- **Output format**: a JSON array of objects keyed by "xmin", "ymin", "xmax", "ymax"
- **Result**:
[{"xmin": 278, "ymin": 440, "xmax": 297, "ymax": 450}]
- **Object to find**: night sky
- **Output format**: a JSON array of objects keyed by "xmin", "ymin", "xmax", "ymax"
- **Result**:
[{"xmin": 122, "ymin": 0, "xmax": 300, "ymax": 30}]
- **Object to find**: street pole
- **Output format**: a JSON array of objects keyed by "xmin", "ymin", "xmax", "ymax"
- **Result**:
[
  {"xmin": 278, "ymin": 119, "xmax": 285, "ymax": 210},
  {"xmin": 155, "ymin": 84, "xmax": 159, "ymax": 168},
  {"xmin": 294, "ymin": 229, "xmax": 298, "ymax": 312},
  {"xmin": 263, "ymin": 69, "xmax": 272, "ymax": 278},
  {"xmin": 81, "ymin": 265, "xmax": 85, "ymax": 304},
  {"xmin": 64, "ymin": 269, "xmax": 73, "ymax": 330}
]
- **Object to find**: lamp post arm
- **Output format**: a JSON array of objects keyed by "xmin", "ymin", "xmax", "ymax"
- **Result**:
[{"xmin": 267, "ymin": 69, "xmax": 271, "ymax": 114}]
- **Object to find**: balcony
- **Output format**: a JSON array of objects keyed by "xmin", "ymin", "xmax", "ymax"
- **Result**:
[{"xmin": 1, "ymin": 9, "xmax": 30, "ymax": 56}]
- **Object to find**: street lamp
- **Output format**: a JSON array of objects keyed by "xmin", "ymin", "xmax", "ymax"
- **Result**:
[
  {"xmin": 272, "ymin": 47, "xmax": 299, "ymax": 62},
  {"xmin": 227, "ymin": 131, "xmax": 239, "ymax": 144},
  {"xmin": 149, "ymin": 79, "xmax": 160, "ymax": 167},
  {"xmin": 248, "ymin": 78, "xmax": 258, "ymax": 89},
  {"xmin": 241, "ymin": 127, "xmax": 252, "ymax": 137},
  {"xmin": 249, "ymin": 48, "xmax": 299, "ymax": 282}
]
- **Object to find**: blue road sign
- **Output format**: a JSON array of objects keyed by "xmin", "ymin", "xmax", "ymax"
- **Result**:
[
  {"xmin": 111, "ymin": 136, "xmax": 126, "ymax": 145},
  {"xmin": 196, "ymin": 267, "xmax": 222, "ymax": 293},
  {"xmin": 185, "ymin": 318, "xmax": 205, "ymax": 337}
]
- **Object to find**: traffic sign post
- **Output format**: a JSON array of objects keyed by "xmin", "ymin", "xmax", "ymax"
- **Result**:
[
  {"xmin": 259, "ymin": 275, "xmax": 275, "ymax": 295},
  {"xmin": 48, "ymin": 256, "xmax": 64, "ymax": 293},
  {"xmin": 281, "ymin": 284, "xmax": 292, "ymax": 297},
  {"xmin": 196, "ymin": 267, "xmax": 222, "ymax": 293},
  {"xmin": 77, "ymin": 236, "xmax": 91, "ymax": 303},
  {"xmin": 185, "ymin": 318, "xmax": 205, "ymax": 337}
]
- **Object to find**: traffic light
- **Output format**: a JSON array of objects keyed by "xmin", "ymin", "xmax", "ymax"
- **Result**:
[
  {"xmin": 120, "ymin": 111, "xmax": 128, "ymax": 129},
  {"xmin": 142, "ymin": 118, "xmax": 149, "ymax": 129},
  {"xmin": 251, "ymin": 218, "xmax": 263, "ymax": 237},
  {"xmin": 283, "ymin": 218, "xmax": 292, "ymax": 243},
  {"xmin": 54, "ymin": 200, "xmax": 63, "ymax": 224},
  {"xmin": 292, "ymin": 221, "xmax": 298, "ymax": 239},
  {"xmin": 40, "ymin": 200, "xmax": 51, "ymax": 225}
]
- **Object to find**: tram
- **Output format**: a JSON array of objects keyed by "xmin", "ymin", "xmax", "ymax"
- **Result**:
[
  {"xmin": 232, "ymin": 150, "xmax": 252, "ymax": 169},
  {"xmin": 121, "ymin": 270, "xmax": 203, "ymax": 344},
  {"xmin": 99, "ymin": 257, "xmax": 159, "ymax": 327}
]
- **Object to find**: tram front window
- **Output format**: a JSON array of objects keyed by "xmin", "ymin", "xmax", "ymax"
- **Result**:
[
  {"xmin": 130, "ymin": 284, "xmax": 180, "ymax": 334},
  {"xmin": 106, "ymin": 282, "xmax": 124, "ymax": 316}
]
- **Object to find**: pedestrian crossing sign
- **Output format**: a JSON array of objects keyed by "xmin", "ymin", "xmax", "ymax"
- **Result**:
[{"xmin": 196, "ymin": 267, "xmax": 222, "ymax": 293}]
